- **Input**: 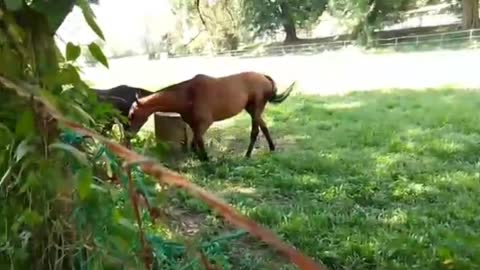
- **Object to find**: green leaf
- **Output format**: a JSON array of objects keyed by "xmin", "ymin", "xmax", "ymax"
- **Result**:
[
  {"xmin": 76, "ymin": 0, "xmax": 105, "ymax": 40},
  {"xmin": 118, "ymin": 218, "xmax": 136, "ymax": 231},
  {"xmin": 107, "ymin": 235, "xmax": 131, "ymax": 254},
  {"xmin": 56, "ymin": 64, "xmax": 81, "ymax": 85},
  {"xmin": 38, "ymin": 89, "xmax": 59, "ymax": 109},
  {"xmin": 0, "ymin": 46, "xmax": 23, "ymax": 79},
  {"xmin": 66, "ymin": 42, "xmax": 81, "ymax": 61},
  {"xmin": 91, "ymin": 183, "xmax": 108, "ymax": 194},
  {"xmin": 19, "ymin": 172, "xmax": 37, "ymax": 193},
  {"xmin": 88, "ymin": 42, "xmax": 109, "ymax": 68},
  {"xmin": 15, "ymin": 109, "xmax": 35, "ymax": 138},
  {"xmin": 4, "ymin": 0, "xmax": 24, "ymax": 11},
  {"xmin": 22, "ymin": 209, "xmax": 43, "ymax": 227},
  {"xmin": 0, "ymin": 123, "xmax": 14, "ymax": 147},
  {"xmin": 112, "ymin": 208, "xmax": 123, "ymax": 223},
  {"xmin": 14, "ymin": 139, "xmax": 32, "ymax": 162},
  {"xmin": 71, "ymin": 104, "xmax": 96, "ymax": 124},
  {"xmin": 48, "ymin": 142, "xmax": 89, "ymax": 165},
  {"xmin": 0, "ymin": 166, "xmax": 13, "ymax": 188},
  {"xmin": 110, "ymin": 218, "xmax": 137, "ymax": 247},
  {"xmin": 76, "ymin": 168, "xmax": 92, "ymax": 200}
]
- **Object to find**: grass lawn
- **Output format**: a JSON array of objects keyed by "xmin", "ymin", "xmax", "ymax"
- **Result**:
[{"xmin": 137, "ymin": 87, "xmax": 480, "ymax": 270}]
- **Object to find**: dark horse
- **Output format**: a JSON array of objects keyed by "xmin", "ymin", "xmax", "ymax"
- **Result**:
[
  {"xmin": 91, "ymin": 85, "xmax": 152, "ymax": 135},
  {"xmin": 127, "ymin": 72, "xmax": 295, "ymax": 161}
]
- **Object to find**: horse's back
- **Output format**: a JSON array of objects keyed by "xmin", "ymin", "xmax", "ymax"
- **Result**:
[
  {"xmin": 94, "ymin": 85, "xmax": 151, "ymax": 101},
  {"xmin": 189, "ymin": 72, "xmax": 271, "ymax": 101},
  {"xmin": 108, "ymin": 85, "xmax": 151, "ymax": 98},
  {"xmin": 215, "ymin": 72, "xmax": 272, "ymax": 100},
  {"xmin": 188, "ymin": 73, "xmax": 261, "ymax": 120},
  {"xmin": 92, "ymin": 85, "xmax": 152, "ymax": 116}
]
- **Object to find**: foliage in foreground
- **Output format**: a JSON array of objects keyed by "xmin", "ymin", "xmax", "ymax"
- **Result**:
[
  {"xmin": 151, "ymin": 88, "xmax": 480, "ymax": 270},
  {"xmin": 0, "ymin": 1, "xmax": 237, "ymax": 269}
]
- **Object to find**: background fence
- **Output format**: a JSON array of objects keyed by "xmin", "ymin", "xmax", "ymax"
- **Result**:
[{"xmin": 165, "ymin": 28, "xmax": 480, "ymax": 59}]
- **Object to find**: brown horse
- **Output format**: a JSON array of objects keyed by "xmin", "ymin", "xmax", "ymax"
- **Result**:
[{"xmin": 127, "ymin": 71, "xmax": 295, "ymax": 161}]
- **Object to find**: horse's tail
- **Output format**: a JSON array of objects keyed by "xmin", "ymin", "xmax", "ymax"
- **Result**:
[{"xmin": 264, "ymin": 75, "xmax": 295, "ymax": 104}]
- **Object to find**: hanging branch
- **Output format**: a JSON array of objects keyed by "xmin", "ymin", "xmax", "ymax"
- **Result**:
[
  {"xmin": 196, "ymin": 0, "xmax": 208, "ymax": 30},
  {"xmin": 222, "ymin": 0, "xmax": 237, "ymax": 29},
  {"xmin": 125, "ymin": 167, "xmax": 153, "ymax": 270},
  {"xmin": 182, "ymin": 31, "xmax": 203, "ymax": 47}
]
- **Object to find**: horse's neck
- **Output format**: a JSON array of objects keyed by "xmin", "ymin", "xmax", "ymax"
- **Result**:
[{"xmin": 141, "ymin": 90, "xmax": 184, "ymax": 115}]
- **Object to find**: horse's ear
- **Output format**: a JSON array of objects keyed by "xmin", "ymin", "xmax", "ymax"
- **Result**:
[
  {"xmin": 134, "ymin": 93, "xmax": 142, "ymax": 106},
  {"xmin": 128, "ymin": 103, "xmax": 136, "ymax": 119}
]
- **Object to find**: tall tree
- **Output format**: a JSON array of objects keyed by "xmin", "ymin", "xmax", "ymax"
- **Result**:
[
  {"xmin": 242, "ymin": 0, "xmax": 328, "ymax": 43},
  {"xmin": 329, "ymin": 0, "xmax": 414, "ymax": 42},
  {"xmin": 461, "ymin": 0, "xmax": 480, "ymax": 29},
  {"xmin": 169, "ymin": 0, "xmax": 244, "ymax": 52}
]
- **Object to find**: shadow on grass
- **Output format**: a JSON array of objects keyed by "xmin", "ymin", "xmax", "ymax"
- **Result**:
[{"xmin": 154, "ymin": 88, "xmax": 480, "ymax": 270}]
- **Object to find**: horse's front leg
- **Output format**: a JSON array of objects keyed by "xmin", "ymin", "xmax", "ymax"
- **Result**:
[
  {"xmin": 190, "ymin": 119, "xmax": 212, "ymax": 162},
  {"xmin": 181, "ymin": 115, "xmax": 197, "ymax": 153},
  {"xmin": 190, "ymin": 139, "xmax": 198, "ymax": 153},
  {"xmin": 193, "ymin": 133, "xmax": 208, "ymax": 161}
]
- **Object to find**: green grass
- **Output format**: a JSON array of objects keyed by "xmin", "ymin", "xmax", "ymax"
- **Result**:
[{"xmin": 140, "ymin": 87, "xmax": 480, "ymax": 270}]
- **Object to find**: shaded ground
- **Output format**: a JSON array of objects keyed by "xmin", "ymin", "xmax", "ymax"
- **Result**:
[{"xmin": 145, "ymin": 87, "xmax": 480, "ymax": 269}]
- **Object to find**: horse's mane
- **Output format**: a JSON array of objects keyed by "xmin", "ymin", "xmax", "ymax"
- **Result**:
[
  {"xmin": 137, "ymin": 78, "xmax": 192, "ymax": 104},
  {"xmin": 154, "ymin": 78, "xmax": 193, "ymax": 93}
]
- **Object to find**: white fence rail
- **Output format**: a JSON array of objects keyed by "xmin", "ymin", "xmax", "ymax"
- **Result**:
[
  {"xmin": 167, "ymin": 28, "xmax": 480, "ymax": 59},
  {"xmin": 78, "ymin": 28, "xmax": 480, "ymax": 68}
]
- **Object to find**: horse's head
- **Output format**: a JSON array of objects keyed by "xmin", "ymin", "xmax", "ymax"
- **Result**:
[{"xmin": 127, "ymin": 93, "xmax": 149, "ymax": 133}]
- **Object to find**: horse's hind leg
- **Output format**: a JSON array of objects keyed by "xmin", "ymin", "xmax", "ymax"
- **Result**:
[
  {"xmin": 258, "ymin": 118, "xmax": 275, "ymax": 151},
  {"xmin": 245, "ymin": 102, "xmax": 263, "ymax": 158},
  {"xmin": 245, "ymin": 116, "xmax": 260, "ymax": 158},
  {"xmin": 245, "ymin": 102, "xmax": 275, "ymax": 157}
]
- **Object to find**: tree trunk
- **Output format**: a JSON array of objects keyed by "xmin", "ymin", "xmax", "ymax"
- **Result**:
[
  {"xmin": 351, "ymin": 0, "xmax": 378, "ymax": 45},
  {"xmin": 462, "ymin": 0, "xmax": 480, "ymax": 29},
  {"xmin": 0, "ymin": 5, "xmax": 66, "ymax": 268},
  {"xmin": 279, "ymin": 3, "xmax": 299, "ymax": 43},
  {"xmin": 283, "ymin": 20, "xmax": 298, "ymax": 43}
]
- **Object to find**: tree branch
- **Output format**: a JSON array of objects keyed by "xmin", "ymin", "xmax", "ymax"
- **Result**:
[
  {"xmin": 222, "ymin": 0, "xmax": 237, "ymax": 29},
  {"xmin": 196, "ymin": 0, "xmax": 208, "ymax": 30},
  {"xmin": 182, "ymin": 30, "xmax": 203, "ymax": 47}
]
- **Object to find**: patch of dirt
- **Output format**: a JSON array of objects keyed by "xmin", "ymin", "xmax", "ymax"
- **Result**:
[
  {"xmin": 166, "ymin": 207, "xmax": 208, "ymax": 237},
  {"xmin": 229, "ymin": 236, "xmax": 291, "ymax": 269}
]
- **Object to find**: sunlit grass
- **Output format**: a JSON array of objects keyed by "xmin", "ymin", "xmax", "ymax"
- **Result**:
[{"xmin": 136, "ymin": 87, "xmax": 480, "ymax": 269}]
